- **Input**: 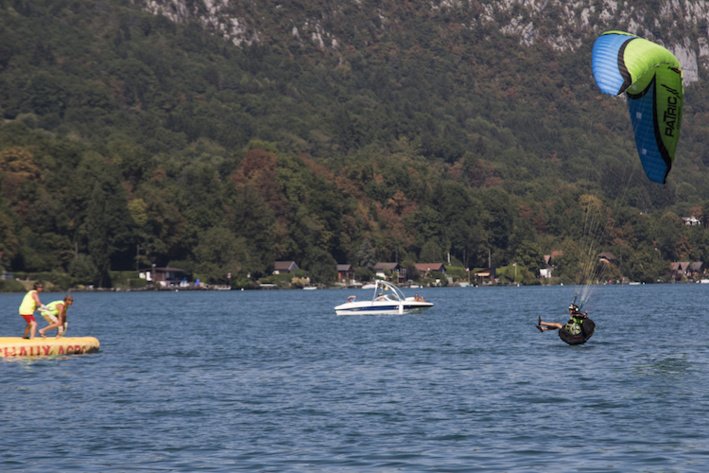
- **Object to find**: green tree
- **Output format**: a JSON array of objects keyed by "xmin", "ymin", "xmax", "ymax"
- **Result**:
[
  {"xmin": 193, "ymin": 227, "xmax": 249, "ymax": 283},
  {"xmin": 69, "ymin": 253, "xmax": 99, "ymax": 286},
  {"xmin": 356, "ymin": 239, "xmax": 376, "ymax": 269},
  {"xmin": 514, "ymin": 241, "xmax": 545, "ymax": 275},
  {"xmin": 410, "ymin": 206, "xmax": 442, "ymax": 257},
  {"xmin": 303, "ymin": 247, "xmax": 337, "ymax": 284},
  {"xmin": 654, "ymin": 211, "xmax": 683, "ymax": 262},
  {"xmin": 0, "ymin": 206, "xmax": 19, "ymax": 266},
  {"xmin": 553, "ymin": 239, "xmax": 582, "ymax": 284},
  {"xmin": 227, "ymin": 183, "xmax": 280, "ymax": 277},
  {"xmin": 480, "ymin": 188, "xmax": 515, "ymax": 261},
  {"xmin": 420, "ymin": 240, "xmax": 443, "ymax": 262},
  {"xmin": 85, "ymin": 182, "xmax": 111, "ymax": 286},
  {"xmin": 625, "ymin": 242, "xmax": 667, "ymax": 283}
]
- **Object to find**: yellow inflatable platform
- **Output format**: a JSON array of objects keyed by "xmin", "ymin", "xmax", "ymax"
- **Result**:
[{"xmin": 0, "ymin": 337, "xmax": 100, "ymax": 357}]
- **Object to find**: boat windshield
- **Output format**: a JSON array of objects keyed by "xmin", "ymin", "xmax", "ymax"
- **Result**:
[{"xmin": 371, "ymin": 280, "xmax": 406, "ymax": 302}]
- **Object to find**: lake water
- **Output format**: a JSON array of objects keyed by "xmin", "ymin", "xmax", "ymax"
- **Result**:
[{"xmin": 2, "ymin": 284, "xmax": 708, "ymax": 472}]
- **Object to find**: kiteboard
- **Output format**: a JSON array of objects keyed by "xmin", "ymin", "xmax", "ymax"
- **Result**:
[{"xmin": 0, "ymin": 337, "xmax": 100, "ymax": 357}]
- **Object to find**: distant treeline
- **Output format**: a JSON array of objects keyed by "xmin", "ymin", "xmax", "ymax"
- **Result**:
[{"xmin": 1, "ymin": 0, "xmax": 709, "ymax": 289}]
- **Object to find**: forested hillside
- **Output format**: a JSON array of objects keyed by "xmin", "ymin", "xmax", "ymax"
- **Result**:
[{"xmin": 1, "ymin": 0, "xmax": 709, "ymax": 289}]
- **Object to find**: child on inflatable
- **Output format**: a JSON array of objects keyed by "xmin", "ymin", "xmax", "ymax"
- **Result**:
[{"xmin": 39, "ymin": 295, "xmax": 73, "ymax": 339}]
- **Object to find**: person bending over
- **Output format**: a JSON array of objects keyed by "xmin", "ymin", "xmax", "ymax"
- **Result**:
[{"xmin": 39, "ymin": 295, "xmax": 73, "ymax": 338}]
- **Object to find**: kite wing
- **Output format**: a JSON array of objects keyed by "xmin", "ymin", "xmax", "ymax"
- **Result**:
[{"xmin": 592, "ymin": 31, "xmax": 683, "ymax": 184}]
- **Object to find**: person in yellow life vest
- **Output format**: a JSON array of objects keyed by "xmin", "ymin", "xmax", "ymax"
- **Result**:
[
  {"xmin": 19, "ymin": 282, "xmax": 47, "ymax": 339},
  {"xmin": 39, "ymin": 295, "xmax": 73, "ymax": 339}
]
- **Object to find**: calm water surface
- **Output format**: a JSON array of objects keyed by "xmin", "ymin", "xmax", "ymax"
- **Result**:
[{"xmin": 2, "ymin": 284, "xmax": 709, "ymax": 472}]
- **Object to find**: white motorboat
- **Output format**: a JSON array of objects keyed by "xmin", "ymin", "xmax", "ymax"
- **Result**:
[{"xmin": 334, "ymin": 279, "xmax": 433, "ymax": 315}]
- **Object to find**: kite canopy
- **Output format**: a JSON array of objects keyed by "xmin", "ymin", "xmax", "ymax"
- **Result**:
[{"xmin": 592, "ymin": 31, "xmax": 683, "ymax": 184}]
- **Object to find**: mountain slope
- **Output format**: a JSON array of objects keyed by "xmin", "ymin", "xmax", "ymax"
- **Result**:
[{"xmin": 1, "ymin": 0, "xmax": 709, "ymax": 287}]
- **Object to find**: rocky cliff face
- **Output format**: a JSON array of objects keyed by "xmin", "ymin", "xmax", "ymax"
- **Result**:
[{"xmin": 139, "ymin": 0, "xmax": 708, "ymax": 83}]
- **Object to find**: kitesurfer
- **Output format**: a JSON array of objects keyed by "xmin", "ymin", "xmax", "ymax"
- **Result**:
[
  {"xmin": 39, "ymin": 295, "xmax": 73, "ymax": 339},
  {"xmin": 18, "ymin": 282, "xmax": 46, "ymax": 340},
  {"xmin": 536, "ymin": 304, "xmax": 595, "ymax": 345}
]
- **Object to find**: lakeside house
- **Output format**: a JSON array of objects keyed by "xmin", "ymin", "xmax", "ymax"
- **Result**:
[
  {"xmin": 139, "ymin": 267, "xmax": 186, "ymax": 286},
  {"xmin": 598, "ymin": 252, "xmax": 617, "ymax": 264},
  {"xmin": 683, "ymin": 216, "xmax": 701, "ymax": 226},
  {"xmin": 373, "ymin": 262, "xmax": 406, "ymax": 284},
  {"xmin": 273, "ymin": 261, "xmax": 299, "ymax": 274},
  {"xmin": 474, "ymin": 268, "xmax": 495, "ymax": 284},
  {"xmin": 414, "ymin": 263, "xmax": 447, "ymax": 278},
  {"xmin": 671, "ymin": 261, "xmax": 705, "ymax": 280},
  {"xmin": 337, "ymin": 264, "xmax": 355, "ymax": 284},
  {"xmin": 689, "ymin": 262, "xmax": 704, "ymax": 278},
  {"xmin": 540, "ymin": 250, "xmax": 563, "ymax": 278},
  {"xmin": 670, "ymin": 262, "xmax": 690, "ymax": 280}
]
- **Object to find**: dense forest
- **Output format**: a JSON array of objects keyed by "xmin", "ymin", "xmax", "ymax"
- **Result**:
[{"xmin": 1, "ymin": 0, "xmax": 709, "ymax": 290}]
